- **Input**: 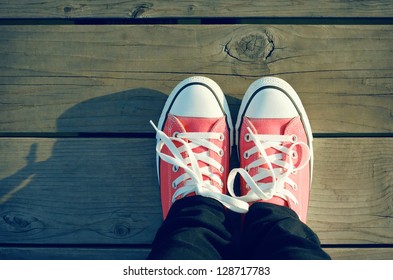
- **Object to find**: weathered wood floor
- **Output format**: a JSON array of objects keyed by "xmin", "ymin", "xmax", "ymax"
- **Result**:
[{"xmin": 0, "ymin": 1, "xmax": 392, "ymax": 260}]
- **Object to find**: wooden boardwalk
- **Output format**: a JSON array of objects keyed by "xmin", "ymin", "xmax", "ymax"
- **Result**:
[{"xmin": 0, "ymin": 1, "xmax": 392, "ymax": 260}]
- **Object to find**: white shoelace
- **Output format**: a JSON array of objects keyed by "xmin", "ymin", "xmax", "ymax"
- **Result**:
[
  {"xmin": 228, "ymin": 127, "xmax": 311, "ymax": 206},
  {"xmin": 150, "ymin": 121, "xmax": 249, "ymax": 213}
]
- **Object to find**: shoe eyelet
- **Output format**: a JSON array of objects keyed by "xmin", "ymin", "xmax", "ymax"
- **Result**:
[
  {"xmin": 219, "ymin": 133, "xmax": 225, "ymax": 141},
  {"xmin": 244, "ymin": 151, "xmax": 250, "ymax": 159},
  {"xmin": 292, "ymin": 170, "xmax": 298, "ymax": 175},
  {"xmin": 218, "ymin": 149, "xmax": 224, "ymax": 157},
  {"xmin": 219, "ymin": 166, "xmax": 225, "ymax": 173},
  {"xmin": 291, "ymin": 134, "xmax": 298, "ymax": 143},
  {"xmin": 245, "ymin": 165, "xmax": 250, "ymax": 172},
  {"xmin": 293, "ymin": 183, "xmax": 298, "ymax": 191},
  {"xmin": 245, "ymin": 133, "xmax": 251, "ymax": 142},
  {"xmin": 172, "ymin": 182, "xmax": 177, "ymax": 189},
  {"xmin": 291, "ymin": 151, "xmax": 298, "ymax": 159},
  {"xmin": 173, "ymin": 132, "xmax": 180, "ymax": 138},
  {"xmin": 172, "ymin": 165, "xmax": 179, "ymax": 172}
]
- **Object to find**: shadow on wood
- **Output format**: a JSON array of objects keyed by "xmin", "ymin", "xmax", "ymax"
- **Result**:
[{"xmin": 0, "ymin": 88, "xmax": 168, "ymax": 247}]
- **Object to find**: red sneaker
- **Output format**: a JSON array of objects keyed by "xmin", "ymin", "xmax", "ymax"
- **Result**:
[
  {"xmin": 151, "ymin": 76, "xmax": 248, "ymax": 219},
  {"xmin": 228, "ymin": 77, "xmax": 313, "ymax": 222}
]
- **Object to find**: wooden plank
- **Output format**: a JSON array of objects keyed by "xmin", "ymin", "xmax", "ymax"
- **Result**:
[
  {"xmin": 0, "ymin": 247, "xmax": 150, "ymax": 260},
  {"xmin": 0, "ymin": 1, "xmax": 393, "ymax": 18},
  {"xmin": 1, "ymin": 247, "xmax": 392, "ymax": 260},
  {"xmin": 0, "ymin": 138, "xmax": 391, "ymax": 245},
  {"xmin": 325, "ymin": 247, "xmax": 393, "ymax": 260},
  {"xmin": 1, "ymin": 25, "xmax": 392, "ymax": 133},
  {"xmin": 310, "ymin": 138, "xmax": 393, "ymax": 244}
]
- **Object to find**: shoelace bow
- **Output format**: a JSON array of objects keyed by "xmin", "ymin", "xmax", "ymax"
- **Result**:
[
  {"xmin": 227, "ymin": 127, "xmax": 311, "ymax": 206},
  {"xmin": 150, "ymin": 121, "xmax": 249, "ymax": 213}
]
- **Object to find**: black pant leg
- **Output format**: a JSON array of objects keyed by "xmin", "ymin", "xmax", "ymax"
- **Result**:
[
  {"xmin": 148, "ymin": 196, "xmax": 232, "ymax": 260},
  {"xmin": 241, "ymin": 202, "xmax": 331, "ymax": 260}
]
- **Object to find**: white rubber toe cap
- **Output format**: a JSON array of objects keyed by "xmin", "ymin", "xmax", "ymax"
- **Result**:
[
  {"xmin": 245, "ymin": 87, "xmax": 299, "ymax": 119},
  {"xmin": 170, "ymin": 84, "xmax": 224, "ymax": 118}
]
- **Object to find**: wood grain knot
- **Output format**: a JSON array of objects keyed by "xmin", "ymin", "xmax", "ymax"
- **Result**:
[
  {"xmin": 63, "ymin": 6, "xmax": 72, "ymax": 13},
  {"xmin": 63, "ymin": 4, "xmax": 86, "ymax": 15},
  {"xmin": 2, "ymin": 213, "xmax": 42, "ymax": 233},
  {"xmin": 112, "ymin": 222, "xmax": 131, "ymax": 237},
  {"xmin": 228, "ymin": 31, "xmax": 275, "ymax": 62},
  {"xmin": 187, "ymin": 5, "xmax": 196, "ymax": 15},
  {"xmin": 130, "ymin": 3, "xmax": 153, "ymax": 18}
]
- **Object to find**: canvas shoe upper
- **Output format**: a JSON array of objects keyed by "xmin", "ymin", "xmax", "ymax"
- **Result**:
[
  {"xmin": 227, "ymin": 77, "xmax": 313, "ymax": 222},
  {"xmin": 151, "ymin": 76, "xmax": 248, "ymax": 219}
]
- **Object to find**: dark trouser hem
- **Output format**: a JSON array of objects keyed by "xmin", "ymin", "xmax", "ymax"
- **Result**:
[
  {"xmin": 240, "ymin": 202, "xmax": 331, "ymax": 260},
  {"xmin": 148, "ymin": 196, "xmax": 232, "ymax": 260},
  {"xmin": 148, "ymin": 196, "xmax": 331, "ymax": 260}
]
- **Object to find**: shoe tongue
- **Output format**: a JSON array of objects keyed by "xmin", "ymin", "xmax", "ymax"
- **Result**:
[
  {"xmin": 176, "ymin": 116, "xmax": 221, "ymax": 132},
  {"xmin": 247, "ymin": 117, "xmax": 293, "ymax": 135},
  {"xmin": 173, "ymin": 115, "xmax": 224, "ymax": 192},
  {"xmin": 247, "ymin": 117, "xmax": 295, "ymax": 208},
  {"xmin": 175, "ymin": 115, "xmax": 221, "ymax": 160}
]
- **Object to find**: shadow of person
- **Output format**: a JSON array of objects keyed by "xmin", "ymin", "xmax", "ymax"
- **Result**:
[{"xmin": 0, "ymin": 88, "xmax": 166, "ymax": 258}]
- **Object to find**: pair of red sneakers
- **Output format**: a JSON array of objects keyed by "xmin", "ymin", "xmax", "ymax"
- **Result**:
[{"xmin": 151, "ymin": 76, "xmax": 313, "ymax": 223}]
